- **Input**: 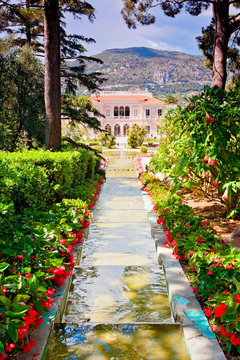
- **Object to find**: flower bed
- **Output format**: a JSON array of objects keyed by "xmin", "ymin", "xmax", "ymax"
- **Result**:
[
  {"xmin": 140, "ymin": 172, "xmax": 240, "ymax": 357},
  {"xmin": 0, "ymin": 150, "xmax": 104, "ymax": 359}
]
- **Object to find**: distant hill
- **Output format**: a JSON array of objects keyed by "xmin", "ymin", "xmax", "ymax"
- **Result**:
[{"xmin": 83, "ymin": 47, "xmax": 211, "ymax": 97}]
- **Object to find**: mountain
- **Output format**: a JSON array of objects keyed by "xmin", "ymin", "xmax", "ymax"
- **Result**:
[{"xmin": 84, "ymin": 47, "xmax": 211, "ymax": 97}]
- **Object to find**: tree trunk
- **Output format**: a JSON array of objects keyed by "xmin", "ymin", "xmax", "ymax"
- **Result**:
[
  {"xmin": 211, "ymin": 1, "xmax": 230, "ymax": 89},
  {"xmin": 44, "ymin": 0, "xmax": 61, "ymax": 150}
]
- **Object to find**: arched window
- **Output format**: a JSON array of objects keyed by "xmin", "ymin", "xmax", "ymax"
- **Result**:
[
  {"xmin": 123, "ymin": 124, "xmax": 130, "ymax": 136},
  {"xmin": 105, "ymin": 124, "xmax": 111, "ymax": 134},
  {"xmin": 125, "ymin": 106, "xmax": 130, "ymax": 117},
  {"xmin": 114, "ymin": 106, "xmax": 119, "ymax": 117},
  {"xmin": 119, "ymin": 106, "xmax": 124, "ymax": 117},
  {"xmin": 114, "ymin": 124, "xmax": 121, "ymax": 136}
]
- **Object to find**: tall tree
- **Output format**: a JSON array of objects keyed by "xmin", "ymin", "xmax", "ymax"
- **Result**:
[
  {"xmin": 0, "ymin": 41, "xmax": 45, "ymax": 150},
  {"xmin": 196, "ymin": 17, "xmax": 240, "ymax": 83},
  {"xmin": 121, "ymin": 0, "xmax": 240, "ymax": 89},
  {"xmin": 44, "ymin": 0, "xmax": 61, "ymax": 150},
  {"xmin": 0, "ymin": 0, "xmax": 105, "ymax": 150}
]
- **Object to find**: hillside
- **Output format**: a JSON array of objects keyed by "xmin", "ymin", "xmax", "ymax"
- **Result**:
[{"xmin": 84, "ymin": 47, "xmax": 211, "ymax": 96}]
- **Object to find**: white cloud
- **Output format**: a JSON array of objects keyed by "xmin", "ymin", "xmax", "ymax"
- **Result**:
[{"xmin": 66, "ymin": 0, "xmax": 214, "ymax": 56}]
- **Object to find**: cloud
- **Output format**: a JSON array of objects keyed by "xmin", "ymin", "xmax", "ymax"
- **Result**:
[{"xmin": 66, "ymin": 0, "xmax": 213, "ymax": 56}]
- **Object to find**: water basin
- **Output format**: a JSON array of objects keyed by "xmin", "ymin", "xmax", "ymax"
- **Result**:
[
  {"xmin": 64, "ymin": 266, "xmax": 172, "ymax": 324},
  {"xmin": 46, "ymin": 323, "xmax": 189, "ymax": 360}
]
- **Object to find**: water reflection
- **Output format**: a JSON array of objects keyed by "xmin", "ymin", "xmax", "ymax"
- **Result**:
[
  {"xmin": 64, "ymin": 266, "xmax": 172, "ymax": 324},
  {"xmin": 46, "ymin": 323, "xmax": 189, "ymax": 360}
]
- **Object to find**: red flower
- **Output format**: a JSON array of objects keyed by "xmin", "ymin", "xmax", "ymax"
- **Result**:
[
  {"xmin": 20, "ymin": 342, "xmax": 32, "ymax": 353},
  {"xmin": 203, "ymin": 308, "xmax": 213, "ymax": 317},
  {"xmin": 5, "ymin": 343, "xmax": 15, "ymax": 352},
  {"xmin": 203, "ymin": 156, "xmax": 208, "ymax": 163},
  {"xmin": 214, "ymin": 303, "xmax": 227, "ymax": 318},
  {"xmin": 207, "ymin": 270, "xmax": 212, "ymax": 275},
  {"xmin": 211, "ymin": 182, "xmax": 218, "ymax": 187},
  {"xmin": 230, "ymin": 334, "xmax": 240, "ymax": 346},
  {"xmin": 222, "ymin": 188, "xmax": 228, "ymax": 200},
  {"xmin": 17, "ymin": 255, "xmax": 24, "ymax": 260},
  {"xmin": 206, "ymin": 115, "xmax": 216, "ymax": 124},
  {"xmin": 157, "ymin": 217, "xmax": 166, "ymax": 225},
  {"xmin": 208, "ymin": 159, "xmax": 217, "ymax": 166},
  {"xmin": 234, "ymin": 294, "xmax": 240, "ymax": 303},
  {"xmin": 219, "ymin": 325, "xmax": 232, "ymax": 338}
]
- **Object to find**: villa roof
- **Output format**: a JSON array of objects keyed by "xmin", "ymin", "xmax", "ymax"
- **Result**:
[{"xmin": 90, "ymin": 94, "xmax": 163, "ymax": 105}]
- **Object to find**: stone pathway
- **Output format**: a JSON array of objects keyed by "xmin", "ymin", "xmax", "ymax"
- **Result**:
[{"xmin": 46, "ymin": 152, "xmax": 188, "ymax": 359}]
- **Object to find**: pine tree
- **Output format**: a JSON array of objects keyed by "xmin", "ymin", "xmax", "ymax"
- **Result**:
[
  {"xmin": 0, "ymin": 0, "xmax": 105, "ymax": 150},
  {"xmin": 196, "ymin": 17, "xmax": 240, "ymax": 84},
  {"xmin": 121, "ymin": 0, "xmax": 240, "ymax": 90}
]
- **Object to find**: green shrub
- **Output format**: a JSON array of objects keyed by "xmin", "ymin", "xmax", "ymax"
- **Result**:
[
  {"xmin": 151, "ymin": 86, "xmax": 240, "ymax": 216},
  {"xmin": 127, "ymin": 125, "xmax": 147, "ymax": 148},
  {"xmin": 0, "ymin": 149, "xmax": 97, "ymax": 213},
  {"xmin": 140, "ymin": 145, "xmax": 148, "ymax": 153}
]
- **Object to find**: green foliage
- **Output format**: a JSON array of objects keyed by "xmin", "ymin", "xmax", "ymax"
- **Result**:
[
  {"xmin": 0, "ymin": 171, "xmax": 103, "ymax": 356},
  {"xmin": 127, "ymin": 125, "xmax": 147, "ymax": 148},
  {"xmin": 97, "ymin": 131, "xmax": 116, "ymax": 148},
  {"xmin": 0, "ymin": 149, "xmax": 97, "ymax": 214},
  {"xmin": 140, "ymin": 145, "xmax": 148, "ymax": 153},
  {"xmin": 62, "ymin": 95, "xmax": 102, "ymax": 132},
  {"xmin": 163, "ymin": 94, "xmax": 179, "ymax": 105},
  {"xmin": 151, "ymin": 86, "xmax": 240, "ymax": 215},
  {"xmin": 140, "ymin": 172, "xmax": 240, "ymax": 356},
  {"xmin": 0, "ymin": 42, "xmax": 45, "ymax": 150}
]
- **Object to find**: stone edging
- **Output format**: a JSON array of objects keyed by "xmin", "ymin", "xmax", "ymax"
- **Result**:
[{"xmin": 141, "ymin": 187, "xmax": 226, "ymax": 360}]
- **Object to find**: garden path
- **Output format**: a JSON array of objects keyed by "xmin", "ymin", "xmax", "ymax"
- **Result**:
[{"xmin": 47, "ymin": 151, "xmax": 188, "ymax": 359}]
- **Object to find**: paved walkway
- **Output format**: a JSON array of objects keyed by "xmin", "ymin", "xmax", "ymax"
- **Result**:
[{"xmin": 47, "ymin": 153, "xmax": 188, "ymax": 359}]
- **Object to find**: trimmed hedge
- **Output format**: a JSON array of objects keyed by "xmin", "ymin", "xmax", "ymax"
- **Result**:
[{"xmin": 0, "ymin": 150, "xmax": 97, "ymax": 213}]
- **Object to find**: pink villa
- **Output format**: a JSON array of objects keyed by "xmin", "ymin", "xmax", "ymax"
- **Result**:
[{"xmin": 90, "ymin": 90, "xmax": 164, "ymax": 138}]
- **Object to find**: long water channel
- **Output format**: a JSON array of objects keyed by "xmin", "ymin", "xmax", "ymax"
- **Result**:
[{"xmin": 46, "ymin": 151, "xmax": 189, "ymax": 360}]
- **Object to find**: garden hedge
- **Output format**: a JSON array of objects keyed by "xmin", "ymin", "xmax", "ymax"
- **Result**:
[{"xmin": 0, "ymin": 149, "xmax": 97, "ymax": 213}]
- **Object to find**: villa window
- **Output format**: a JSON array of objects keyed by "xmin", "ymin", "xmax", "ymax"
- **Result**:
[
  {"xmin": 114, "ymin": 106, "xmax": 119, "ymax": 117},
  {"xmin": 114, "ymin": 124, "xmax": 121, "ymax": 136},
  {"xmin": 125, "ymin": 106, "xmax": 130, "ymax": 117},
  {"xmin": 146, "ymin": 126, "xmax": 150, "ymax": 135},
  {"xmin": 134, "ymin": 109, "xmax": 138, "ymax": 117},
  {"xmin": 146, "ymin": 109, "xmax": 150, "ymax": 118},
  {"xmin": 105, "ymin": 124, "xmax": 111, "ymax": 134},
  {"xmin": 119, "ymin": 106, "xmax": 124, "ymax": 117},
  {"xmin": 106, "ymin": 109, "xmax": 111, "ymax": 118},
  {"xmin": 123, "ymin": 124, "xmax": 130, "ymax": 136},
  {"xmin": 158, "ymin": 109, "xmax": 162, "ymax": 117}
]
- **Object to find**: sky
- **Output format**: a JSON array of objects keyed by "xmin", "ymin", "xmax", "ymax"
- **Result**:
[{"xmin": 66, "ymin": 0, "xmax": 213, "ymax": 56}]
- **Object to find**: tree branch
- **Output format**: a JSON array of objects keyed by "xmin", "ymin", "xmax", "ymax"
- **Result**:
[
  {"xmin": 229, "ymin": 13, "xmax": 240, "ymax": 33},
  {"xmin": 149, "ymin": 0, "xmax": 213, "ymax": 7}
]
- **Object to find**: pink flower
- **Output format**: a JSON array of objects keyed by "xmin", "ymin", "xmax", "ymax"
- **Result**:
[
  {"xmin": 207, "ymin": 270, "xmax": 212, "ymax": 275},
  {"xmin": 17, "ymin": 255, "xmax": 24, "ymax": 260}
]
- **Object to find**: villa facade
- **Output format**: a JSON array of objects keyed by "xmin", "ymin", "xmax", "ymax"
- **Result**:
[{"xmin": 90, "ymin": 91, "xmax": 164, "ymax": 137}]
